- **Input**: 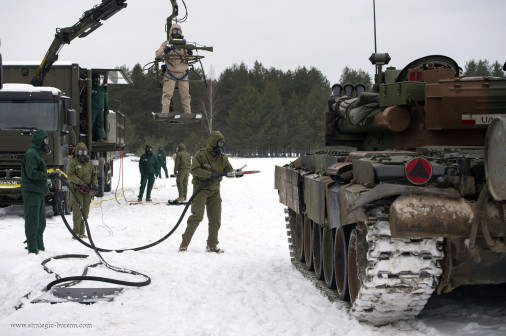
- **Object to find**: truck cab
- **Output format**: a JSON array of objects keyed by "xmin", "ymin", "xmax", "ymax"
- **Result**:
[
  {"xmin": 0, "ymin": 63, "xmax": 132, "ymax": 213},
  {"xmin": 0, "ymin": 83, "xmax": 74, "ymax": 212}
]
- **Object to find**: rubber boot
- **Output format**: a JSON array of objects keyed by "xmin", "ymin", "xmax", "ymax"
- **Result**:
[
  {"xmin": 206, "ymin": 245, "xmax": 224, "ymax": 254},
  {"xmin": 179, "ymin": 240, "xmax": 189, "ymax": 252}
]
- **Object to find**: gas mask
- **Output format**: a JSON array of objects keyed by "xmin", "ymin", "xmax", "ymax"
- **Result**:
[
  {"xmin": 214, "ymin": 139, "xmax": 225, "ymax": 155},
  {"xmin": 42, "ymin": 137, "xmax": 51, "ymax": 154},
  {"xmin": 146, "ymin": 147, "xmax": 153, "ymax": 156},
  {"xmin": 171, "ymin": 28, "xmax": 184, "ymax": 40},
  {"xmin": 77, "ymin": 149, "xmax": 89, "ymax": 163}
]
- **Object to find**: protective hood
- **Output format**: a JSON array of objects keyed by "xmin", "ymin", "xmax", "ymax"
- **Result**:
[
  {"xmin": 92, "ymin": 73, "xmax": 100, "ymax": 87},
  {"xmin": 74, "ymin": 142, "xmax": 89, "ymax": 162},
  {"xmin": 30, "ymin": 129, "xmax": 48, "ymax": 152},
  {"xmin": 206, "ymin": 131, "xmax": 225, "ymax": 155},
  {"xmin": 145, "ymin": 144, "xmax": 153, "ymax": 155},
  {"xmin": 207, "ymin": 131, "xmax": 224, "ymax": 148},
  {"xmin": 169, "ymin": 23, "xmax": 183, "ymax": 37},
  {"xmin": 74, "ymin": 142, "xmax": 88, "ymax": 155},
  {"xmin": 177, "ymin": 143, "xmax": 186, "ymax": 152}
]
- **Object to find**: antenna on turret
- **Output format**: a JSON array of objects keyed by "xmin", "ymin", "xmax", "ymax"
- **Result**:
[
  {"xmin": 373, "ymin": 0, "xmax": 377, "ymax": 54},
  {"xmin": 369, "ymin": 0, "xmax": 390, "ymax": 90}
]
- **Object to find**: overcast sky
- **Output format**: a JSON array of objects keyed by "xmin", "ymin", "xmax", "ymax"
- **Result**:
[{"xmin": 1, "ymin": 0, "xmax": 505, "ymax": 85}]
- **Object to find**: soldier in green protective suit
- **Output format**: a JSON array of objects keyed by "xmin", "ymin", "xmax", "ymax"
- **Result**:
[
  {"xmin": 66, "ymin": 142, "xmax": 98, "ymax": 238},
  {"xmin": 179, "ymin": 131, "xmax": 242, "ymax": 253},
  {"xmin": 21, "ymin": 129, "xmax": 51, "ymax": 254},
  {"xmin": 174, "ymin": 143, "xmax": 191, "ymax": 202},
  {"xmin": 156, "ymin": 147, "xmax": 168, "ymax": 178},
  {"xmin": 91, "ymin": 73, "xmax": 109, "ymax": 141},
  {"xmin": 137, "ymin": 144, "xmax": 158, "ymax": 202}
]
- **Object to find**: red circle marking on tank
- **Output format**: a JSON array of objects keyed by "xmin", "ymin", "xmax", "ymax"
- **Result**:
[{"xmin": 405, "ymin": 157, "xmax": 432, "ymax": 185}]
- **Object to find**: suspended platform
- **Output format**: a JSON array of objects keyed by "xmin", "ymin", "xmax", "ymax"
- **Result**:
[{"xmin": 152, "ymin": 112, "xmax": 203, "ymax": 124}]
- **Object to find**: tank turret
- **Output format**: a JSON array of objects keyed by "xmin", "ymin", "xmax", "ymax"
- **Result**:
[{"xmin": 325, "ymin": 55, "xmax": 505, "ymax": 150}]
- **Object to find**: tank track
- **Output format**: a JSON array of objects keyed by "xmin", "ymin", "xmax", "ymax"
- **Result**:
[
  {"xmin": 285, "ymin": 208, "xmax": 444, "ymax": 325},
  {"xmin": 351, "ymin": 208, "xmax": 444, "ymax": 325},
  {"xmin": 285, "ymin": 209, "xmax": 348, "ymax": 303},
  {"xmin": 289, "ymin": 255, "xmax": 346, "ymax": 303}
]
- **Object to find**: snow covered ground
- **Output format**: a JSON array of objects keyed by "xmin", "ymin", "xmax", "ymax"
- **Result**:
[{"xmin": 1, "ymin": 157, "xmax": 505, "ymax": 336}]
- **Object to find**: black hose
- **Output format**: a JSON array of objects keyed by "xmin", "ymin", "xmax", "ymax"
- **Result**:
[
  {"xmin": 44, "ymin": 174, "xmax": 215, "ymax": 290},
  {"xmin": 46, "ymin": 275, "xmax": 150, "ymax": 289},
  {"xmin": 55, "ymin": 174, "xmax": 212, "ymax": 252},
  {"xmin": 47, "ymin": 175, "xmax": 151, "ymax": 289}
]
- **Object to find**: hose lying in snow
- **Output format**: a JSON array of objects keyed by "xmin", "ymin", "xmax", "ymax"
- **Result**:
[
  {"xmin": 45, "ymin": 169, "xmax": 259, "ymax": 290},
  {"xmin": 44, "ymin": 173, "xmax": 213, "ymax": 290}
]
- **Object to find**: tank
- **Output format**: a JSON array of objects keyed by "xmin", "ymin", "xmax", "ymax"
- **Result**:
[{"xmin": 274, "ymin": 54, "xmax": 506, "ymax": 325}]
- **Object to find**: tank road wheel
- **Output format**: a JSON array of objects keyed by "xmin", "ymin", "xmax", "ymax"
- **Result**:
[
  {"xmin": 312, "ymin": 223, "xmax": 324, "ymax": 280},
  {"xmin": 286, "ymin": 209, "xmax": 304, "ymax": 262},
  {"xmin": 347, "ymin": 207, "xmax": 444, "ymax": 326},
  {"xmin": 335, "ymin": 226, "xmax": 350, "ymax": 300},
  {"xmin": 322, "ymin": 227, "xmax": 336, "ymax": 289},
  {"xmin": 347, "ymin": 228, "xmax": 362, "ymax": 304},
  {"xmin": 303, "ymin": 216, "xmax": 314, "ymax": 271},
  {"xmin": 293, "ymin": 212, "xmax": 305, "ymax": 262}
]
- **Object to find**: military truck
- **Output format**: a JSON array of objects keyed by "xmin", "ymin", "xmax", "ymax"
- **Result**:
[
  {"xmin": 275, "ymin": 54, "xmax": 506, "ymax": 325},
  {"xmin": 0, "ymin": 0, "xmax": 128, "ymax": 214},
  {"xmin": 0, "ymin": 63, "xmax": 130, "ymax": 214}
]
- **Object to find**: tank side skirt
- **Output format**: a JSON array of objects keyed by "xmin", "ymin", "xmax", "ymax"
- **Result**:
[{"xmin": 349, "ymin": 183, "xmax": 461, "ymax": 212}]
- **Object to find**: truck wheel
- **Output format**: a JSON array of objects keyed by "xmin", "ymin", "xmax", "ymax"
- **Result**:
[
  {"xmin": 322, "ymin": 227, "xmax": 335, "ymax": 289},
  {"xmin": 312, "ymin": 223, "xmax": 324, "ymax": 280},
  {"xmin": 303, "ymin": 216, "xmax": 314, "ymax": 271}
]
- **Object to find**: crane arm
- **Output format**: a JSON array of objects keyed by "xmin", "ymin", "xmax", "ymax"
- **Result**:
[
  {"xmin": 166, "ymin": 0, "xmax": 179, "ymax": 41},
  {"xmin": 31, "ymin": 0, "xmax": 128, "ymax": 86}
]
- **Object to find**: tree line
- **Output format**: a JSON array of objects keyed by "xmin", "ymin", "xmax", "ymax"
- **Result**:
[{"xmin": 108, "ymin": 58, "xmax": 504, "ymax": 157}]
